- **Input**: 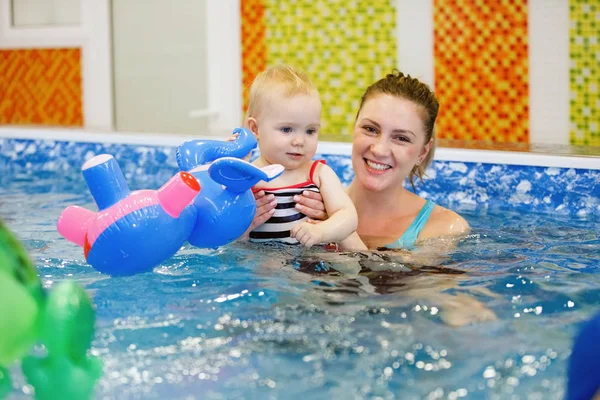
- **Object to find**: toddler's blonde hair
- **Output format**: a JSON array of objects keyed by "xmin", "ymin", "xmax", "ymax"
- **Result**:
[{"xmin": 246, "ymin": 65, "xmax": 318, "ymax": 119}]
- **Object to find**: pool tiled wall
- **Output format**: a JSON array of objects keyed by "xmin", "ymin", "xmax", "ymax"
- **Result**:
[{"xmin": 1, "ymin": 138, "xmax": 598, "ymax": 217}]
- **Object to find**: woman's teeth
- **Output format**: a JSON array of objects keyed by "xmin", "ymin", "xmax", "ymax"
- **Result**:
[{"xmin": 365, "ymin": 160, "xmax": 391, "ymax": 170}]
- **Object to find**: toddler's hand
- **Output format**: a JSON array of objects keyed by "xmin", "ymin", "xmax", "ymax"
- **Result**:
[
  {"xmin": 291, "ymin": 221, "xmax": 325, "ymax": 248},
  {"xmin": 225, "ymin": 132, "xmax": 252, "ymax": 161},
  {"xmin": 224, "ymin": 132, "xmax": 239, "ymax": 142}
]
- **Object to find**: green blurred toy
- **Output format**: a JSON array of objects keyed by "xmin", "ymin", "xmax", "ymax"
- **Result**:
[{"xmin": 0, "ymin": 220, "xmax": 102, "ymax": 399}]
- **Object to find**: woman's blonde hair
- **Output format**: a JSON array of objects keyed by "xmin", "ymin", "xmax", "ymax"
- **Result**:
[
  {"xmin": 246, "ymin": 65, "xmax": 318, "ymax": 119},
  {"xmin": 357, "ymin": 70, "xmax": 439, "ymax": 189}
]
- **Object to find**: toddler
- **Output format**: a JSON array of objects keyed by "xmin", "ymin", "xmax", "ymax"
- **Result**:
[{"xmin": 244, "ymin": 65, "xmax": 364, "ymax": 250}]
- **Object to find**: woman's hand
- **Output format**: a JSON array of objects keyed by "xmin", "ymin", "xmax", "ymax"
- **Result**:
[
  {"xmin": 293, "ymin": 191, "xmax": 328, "ymax": 221},
  {"xmin": 238, "ymin": 191, "xmax": 277, "ymax": 241}
]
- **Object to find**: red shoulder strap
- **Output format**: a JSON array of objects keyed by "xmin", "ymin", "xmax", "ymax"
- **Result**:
[{"xmin": 309, "ymin": 159, "xmax": 326, "ymax": 182}]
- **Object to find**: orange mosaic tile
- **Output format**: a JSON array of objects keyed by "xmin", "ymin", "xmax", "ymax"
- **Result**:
[
  {"xmin": 0, "ymin": 48, "xmax": 82, "ymax": 126},
  {"xmin": 241, "ymin": 0, "xmax": 267, "ymax": 115},
  {"xmin": 433, "ymin": 0, "xmax": 529, "ymax": 143}
]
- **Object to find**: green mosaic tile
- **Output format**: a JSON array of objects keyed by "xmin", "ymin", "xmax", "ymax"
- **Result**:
[
  {"xmin": 570, "ymin": 0, "xmax": 600, "ymax": 146},
  {"xmin": 264, "ymin": 0, "xmax": 397, "ymax": 142}
]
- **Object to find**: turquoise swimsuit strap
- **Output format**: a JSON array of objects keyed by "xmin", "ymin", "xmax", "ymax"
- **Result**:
[{"xmin": 386, "ymin": 200, "xmax": 436, "ymax": 250}]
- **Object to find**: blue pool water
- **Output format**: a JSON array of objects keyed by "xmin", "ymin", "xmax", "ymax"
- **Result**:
[{"xmin": 1, "ymin": 140, "xmax": 599, "ymax": 399}]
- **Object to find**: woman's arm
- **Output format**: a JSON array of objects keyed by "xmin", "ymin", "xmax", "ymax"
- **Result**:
[{"xmin": 291, "ymin": 165, "xmax": 359, "ymax": 247}]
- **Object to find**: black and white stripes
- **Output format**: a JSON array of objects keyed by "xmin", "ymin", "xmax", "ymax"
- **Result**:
[{"xmin": 249, "ymin": 184, "xmax": 320, "ymax": 244}]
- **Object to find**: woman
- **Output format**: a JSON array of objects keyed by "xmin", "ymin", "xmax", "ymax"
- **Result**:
[
  {"xmin": 245, "ymin": 72, "xmax": 494, "ymax": 327},
  {"xmin": 251, "ymin": 70, "xmax": 470, "ymax": 251}
]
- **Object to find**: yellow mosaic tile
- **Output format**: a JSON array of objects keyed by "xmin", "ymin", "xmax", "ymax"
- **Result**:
[
  {"xmin": 569, "ymin": 0, "xmax": 600, "ymax": 146},
  {"xmin": 264, "ymin": 0, "xmax": 397, "ymax": 142}
]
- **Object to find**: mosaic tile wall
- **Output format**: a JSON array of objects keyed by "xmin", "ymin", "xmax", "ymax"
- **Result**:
[
  {"xmin": 0, "ymin": 4, "xmax": 595, "ymax": 145},
  {"xmin": 0, "ymin": 48, "xmax": 83, "ymax": 127},
  {"xmin": 433, "ymin": 0, "xmax": 529, "ymax": 143},
  {"xmin": 569, "ymin": 0, "xmax": 600, "ymax": 146},
  {"xmin": 241, "ymin": 0, "xmax": 397, "ymax": 141}
]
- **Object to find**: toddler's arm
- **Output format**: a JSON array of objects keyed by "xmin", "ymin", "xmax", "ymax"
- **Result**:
[
  {"xmin": 337, "ymin": 231, "xmax": 367, "ymax": 251},
  {"xmin": 291, "ymin": 164, "xmax": 359, "ymax": 247}
]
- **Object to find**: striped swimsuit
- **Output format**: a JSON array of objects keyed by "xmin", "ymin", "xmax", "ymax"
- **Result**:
[{"xmin": 249, "ymin": 160, "xmax": 325, "ymax": 244}]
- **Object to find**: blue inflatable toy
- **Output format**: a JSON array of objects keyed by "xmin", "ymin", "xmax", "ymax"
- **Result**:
[
  {"xmin": 567, "ymin": 312, "xmax": 600, "ymax": 400},
  {"xmin": 177, "ymin": 128, "xmax": 284, "ymax": 248},
  {"xmin": 57, "ymin": 154, "xmax": 201, "ymax": 276}
]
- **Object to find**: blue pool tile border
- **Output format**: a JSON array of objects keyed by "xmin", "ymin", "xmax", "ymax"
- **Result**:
[{"xmin": 1, "ymin": 138, "xmax": 598, "ymax": 217}]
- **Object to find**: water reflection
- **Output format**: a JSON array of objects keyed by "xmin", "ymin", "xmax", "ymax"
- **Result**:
[
  {"xmin": 264, "ymin": 247, "xmax": 498, "ymax": 327},
  {"xmin": 2, "ymin": 178, "xmax": 599, "ymax": 399}
]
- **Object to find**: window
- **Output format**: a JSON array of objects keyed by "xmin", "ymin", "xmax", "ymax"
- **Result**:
[{"xmin": 11, "ymin": 0, "xmax": 80, "ymax": 27}]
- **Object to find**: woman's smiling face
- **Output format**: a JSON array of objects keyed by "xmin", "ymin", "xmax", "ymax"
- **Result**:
[{"xmin": 352, "ymin": 93, "xmax": 431, "ymax": 193}]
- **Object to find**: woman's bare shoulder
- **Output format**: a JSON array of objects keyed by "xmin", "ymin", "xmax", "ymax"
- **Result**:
[{"xmin": 421, "ymin": 205, "xmax": 470, "ymax": 239}]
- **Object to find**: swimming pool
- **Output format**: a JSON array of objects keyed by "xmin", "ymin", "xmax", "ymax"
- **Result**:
[{"xmin": 1, "ymin": 130, "xmax": 599, "ymax": 399}]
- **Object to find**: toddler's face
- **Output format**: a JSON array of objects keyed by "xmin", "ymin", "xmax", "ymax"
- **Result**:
[{"xmin": 255, "ymin": 92, "xmax": 321, "ymax": 169}]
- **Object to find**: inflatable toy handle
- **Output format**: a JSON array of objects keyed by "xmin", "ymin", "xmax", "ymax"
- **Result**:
[
  {"xmin": 57, "ymin": 206, "xmax": 95, "ymax": 247},
  {"xmin": 82, "ymin": 154, "xmax": 131, "ymax": 211},
  {"xmin": 22, "ymin": 281, "xmax": 101, "ymax": 400},
  {"xmin": 208, "ymin": 157, "xmax": 284, "ymax": 193},
  {"xmin": 40, "ymin": 281, "xmax": 96, "ymax": 360},
  {"xmin": 157, "ymin": 171, "xmax": 201, "ymax": 218},
  {"xmin": 176, "ymin": 127, "xmax": 257, "ymax": 171}
]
